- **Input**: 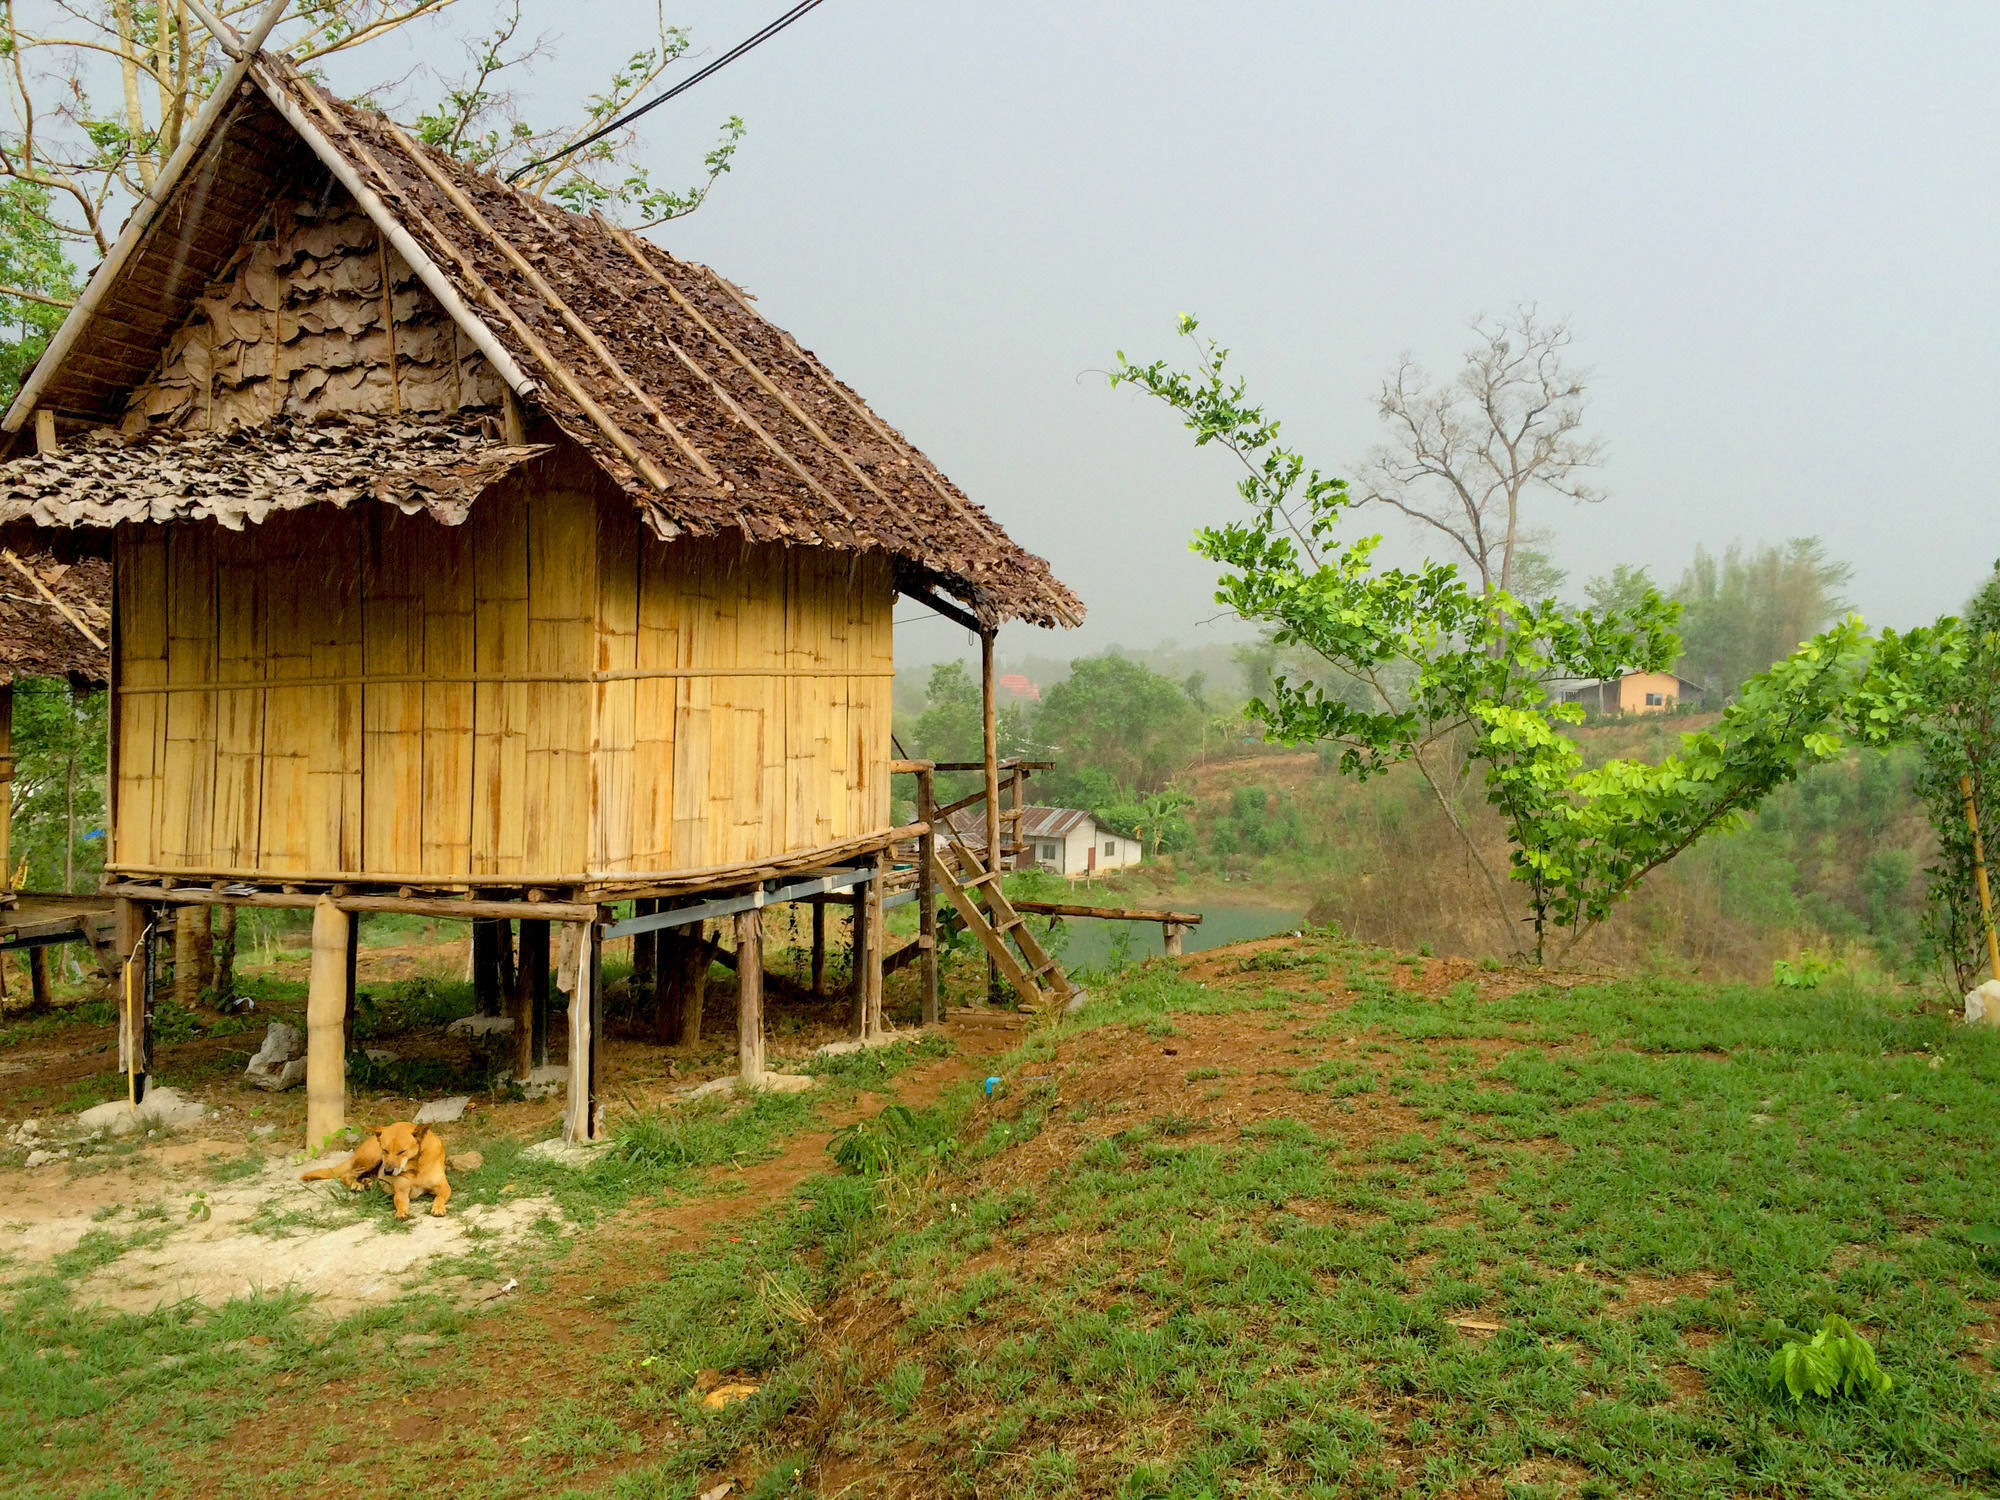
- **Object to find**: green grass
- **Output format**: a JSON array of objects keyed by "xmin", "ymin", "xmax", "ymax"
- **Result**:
[
  {"xmin": 757, "ymin": 945, "xmax": 2000, "ymax": 1496},
  {"xmin": 7, "ymin": 932, "xmax": 1998, "ymax": 1497}
]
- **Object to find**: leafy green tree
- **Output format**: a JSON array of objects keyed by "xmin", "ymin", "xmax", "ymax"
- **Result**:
[
  {"xmin": 1112, "ymin": 317, "xmax": 1958, "ymax": 962},
  {"xmin": 0, "ymin": 2, "xmax": 743, "ymax": 262},
  {"xmin": 1913, "ymin": 561, "xmax": 2000, "ymax": 995},
  {"xmin": 0, "ymin": 183, "xmax": 75, "ymax": 406},
  {"xmin": 1097, "ymin": 788, "xmax": 1195, "ymax": 859},
  {"xmin": 1585, "ymin": 563, "xmax": 1659, "ymax": 618},
  {"xmin": 1037, "ymin": 655, "xmax": 1202, "ymax": 798},
  {"xmin": 1508, "ymin": 547, "xmax": 1569, "ymax": 606},
  {"xmin": 10, "ymin": 682, "xmax": 107, "ymax": 892},
  {"xmin": 1675, "ymin": 538, "xmax": 1855, "ymax": 701}
]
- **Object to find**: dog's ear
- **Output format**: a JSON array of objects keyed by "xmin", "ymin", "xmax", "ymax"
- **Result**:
[
  {"xmin": 412, "ymin": 1122, "xmax": 431, "ymax": 1142},
  {"xmin": 366, "ymin": 1125, "xmax": 384, "ymax": 1139}
]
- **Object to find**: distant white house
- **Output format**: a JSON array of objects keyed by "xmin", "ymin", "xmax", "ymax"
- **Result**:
[{"xmin": 948, "ymin": 805, "xmax": 1143, "ymax": 878}]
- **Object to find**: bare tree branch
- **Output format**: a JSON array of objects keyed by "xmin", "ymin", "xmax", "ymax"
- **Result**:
[{"xmin": 1356, "ymin": 304, "xmax": 1605, "ymax": 599}]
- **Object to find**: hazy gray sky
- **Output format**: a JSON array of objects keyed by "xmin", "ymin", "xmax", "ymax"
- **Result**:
[{"xmin": 346, "ymin": 1, "xmax": 2000, "ymax": 667}]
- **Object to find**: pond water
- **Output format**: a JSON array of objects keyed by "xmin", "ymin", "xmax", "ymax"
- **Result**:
[{"xmin": 1044, "ymin": 899, "xmax": 1306, "ymax": 971}]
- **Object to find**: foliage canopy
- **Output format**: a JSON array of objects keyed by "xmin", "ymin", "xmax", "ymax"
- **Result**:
[{"xmin": 1112, "ymin": 317, "xmax": 1961, "ymax": 961}]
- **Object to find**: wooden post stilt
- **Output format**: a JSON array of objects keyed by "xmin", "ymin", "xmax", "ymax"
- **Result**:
[
  {"xmin": 563, "ymin": 920, "xmax": 602, "ymax": 1142},
  {"xmin": 212, "ymin": 902, "xmax": 237, "ymax": 1001},
  {"xmin": 305, "ymin": 896, "xmax": 352, "ymax": 1152},
  {"xmin": 1163, "ymin": 922, "xmax": 1185, "ymax": 958},
  {"xmin": 864, "ymin": 868, "xmax": 885, "ymax": 1039},
  {"xmin": 28, "ymin": 946, "xmax": 50, "ymax": 1013},
  {"xmin": 633, "ymin": 899, "xmax": 657, "ymax": 988},
  {"xmin": 497, "ymin": 917, "xmax": 517, "ymax": 998},
  {"xmin": 588, "ymin": 921, "xmax": 604, "ymax": 1135},
  {"xmin": 122, "ymin": 915, "xmax": 157, "ymax": 1104},
  {"xmin": 0, "ymin": 682, "xmax": 14, "ymax": 907},
  {"xmin": 980, "ymin": 628, "xmax": 1001, "ymax": 874},
  {"xmin": 523, "ymin": 919, "xmax": 551, "ymax": 1069},
  {"xmin": 1962, "ymin": 774, "xmax": 2000, "ymax": 983},
  {"xmin": 174, "ymin": 906, "xmax": 200, "ymax": 1007},
  {"xmin": 811, "ymin": 900, "xmax": 826, "ymax": 996},
  {"xmin": 509, "ymin": 919, "xmax": 534, "ymax": 1079},
  {"xmin": 343, "ymin": 912, "xmax": 360, "ymax": 1055},
  {"xmin": 472, "ymin": 919, "xmax": 501, "ymax": 1016},
  {"xmin": 848, "ymin": 883, "xmax": 866, "ymax": 1025},
  {"xmin": 737, "ymin": 906, "xmax": 765, "ymax": 1082},
  {"xmin": 918, "ymin": 767, "xmax": 939, "ymax": 1026}
]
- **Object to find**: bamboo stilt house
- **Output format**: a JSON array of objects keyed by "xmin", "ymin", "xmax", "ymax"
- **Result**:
[{"xmin": 0, "ymin": 49, "xmax": 1081, "ymax": 1142}]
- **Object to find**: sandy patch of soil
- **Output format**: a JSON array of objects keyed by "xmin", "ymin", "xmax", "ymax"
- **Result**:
[{"xmin": 5, "ymin": 1150, "xmax": 558, "ymax": 1319}]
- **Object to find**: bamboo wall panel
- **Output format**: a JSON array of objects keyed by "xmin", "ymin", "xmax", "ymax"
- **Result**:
[
  {"xmin": 592, "ymin": 493, "xmax": 639, "ymax": 875},
  {"xmin": 113, "ymin": 484, "xmax": 896, "ymax": 884},
  {"xmin": 629, "ymin": 526, "xmax": 682, "ymax": 870},
  {"xmin": 211, "ymin": 524, "xmax": 265, "ymax": 868},
  {"xmin": 305, "ymin": 532, "xmax": 364, "ymax": 873},
  {"xmin": 523, "ymin": 471, "xmax": 596, "ymax": 877},
  {"xmin": 161, "ymin": 526, "xmax": 217, "ymax": 868},
  {"xmin": 112, "ymin": 530, "xmax": 168, "ymax": 870},
  {"xmin": 471, "ymin": 481, "xmax": 530, "ymax": 874},
  {"xmin": 362, "ymin": 509, "xmax": 423, "ymax": 872},
  {"xmin": 255, "ymin": 513, "xmax": 313, "ymax": 871},
  {"xmin": 421, "ymin": 518, "xmax": 475, "ymax": 874}
]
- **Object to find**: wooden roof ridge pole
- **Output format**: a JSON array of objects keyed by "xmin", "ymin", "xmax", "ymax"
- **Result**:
[
  {"xmin": 702, "ymin": 269, "xmax": 1009, "ymax": 548},
  {"xmin": 1, "ymin": 0, "xmax": 292, "ymax": 434},
  {"xmin": 2, "ymin": 549, "xmax": 106, "ymax": 649},
  {"xmin": 247, "ymin": 64, "xmax": 538, "ymax": 403},
  {"xmin": 600, "ymin": 219, "xmax": 890, "ymax": 508},
  {"xmin": 279, "ymin": 91, "xmax": 674, "ymax": 494},
  {"xmin": 381, "ymin": 123, "xmax": 724, "ymax": 488}
]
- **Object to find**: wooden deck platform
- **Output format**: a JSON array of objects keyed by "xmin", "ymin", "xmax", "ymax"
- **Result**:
[{"xmin": 0, "ymin": 892, "xmax": 119, "ymax": 977}]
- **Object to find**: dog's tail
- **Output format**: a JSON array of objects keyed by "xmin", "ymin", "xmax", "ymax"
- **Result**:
[{"xmin": 299, "ymin": 1163, "xmax": 346, "ymax": 1182}]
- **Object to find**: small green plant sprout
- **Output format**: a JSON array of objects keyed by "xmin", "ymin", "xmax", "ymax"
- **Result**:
[
  {"xmin": 186, "ymin": 1190, "xmax": 210, "ymax": 1223},
  {"xmin": 1966, "ymin": 1222, "xmax": 2000, "ymax": 1266},
  {"xmin": 1765, "ymin": 1314, "xmax": 1893, "ymax": 1403},
  {"xmin": 1773, "ymin": 950, "xmax": 1837, "ymax": 989}
]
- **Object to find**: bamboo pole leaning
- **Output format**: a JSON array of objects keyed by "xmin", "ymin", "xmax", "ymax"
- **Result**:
[{"xmin": 1962, "ymin": 774, "xmax": 2000, "ymax": 983}]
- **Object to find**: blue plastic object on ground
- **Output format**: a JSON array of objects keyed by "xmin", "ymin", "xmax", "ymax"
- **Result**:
[{"xmin": 984, "ymin": 1075, "xmax": 1001, "ymax": 1096}]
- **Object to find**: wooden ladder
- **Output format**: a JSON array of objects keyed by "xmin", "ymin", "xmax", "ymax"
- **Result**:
[{"xmin": 930, "ymin": 836, "xmax": 1078, "ymax": 1013}]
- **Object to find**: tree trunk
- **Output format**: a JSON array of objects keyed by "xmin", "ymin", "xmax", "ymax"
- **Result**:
[{"xmin": 63, "ymin": 751, "xmax": 74, "ymax": 892}]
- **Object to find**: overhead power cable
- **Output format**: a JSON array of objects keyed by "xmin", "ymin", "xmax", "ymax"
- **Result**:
[{"xmin": 505, "ymin": 0, "xmax": 828, "ymax": 184}]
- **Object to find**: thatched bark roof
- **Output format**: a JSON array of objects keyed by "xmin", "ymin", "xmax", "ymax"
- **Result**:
[
  {"xmin": 0, "ymin": 54, "xmax": 1082, "ymax": 631},
  {"xmin": 0, "ymin": 552, "xmax": 109, "ymax": 686},
  {"xmin": 0, "ymin": 418, "xmax": 546, "ymax": 530}
]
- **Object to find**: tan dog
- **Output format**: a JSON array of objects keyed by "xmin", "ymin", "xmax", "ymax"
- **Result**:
[{"xmin": 300, "ymin": 1121, "xmax": 452, "ymax": 1218}]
